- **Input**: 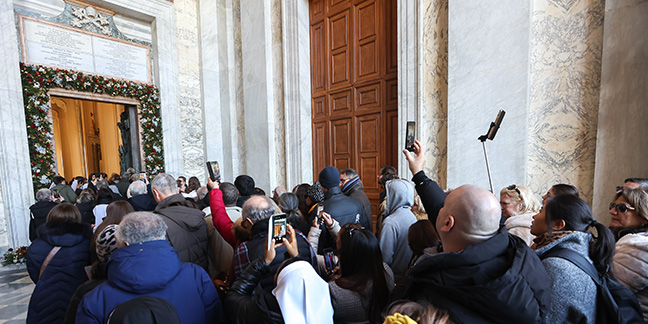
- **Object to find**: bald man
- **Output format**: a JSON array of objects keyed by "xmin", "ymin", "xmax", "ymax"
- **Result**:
[{"xmin": 402, "ymin": 140, "xmax": 551, "ymax": 324}]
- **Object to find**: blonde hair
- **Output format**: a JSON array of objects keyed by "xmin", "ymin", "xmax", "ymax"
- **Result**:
[
  {"xmin": 500, "ymin": 184, "xmax": 540, "ymax": 215},
  {"xmin": 617, "ymin": 188, "xmax": 648, "ymax": 221}
]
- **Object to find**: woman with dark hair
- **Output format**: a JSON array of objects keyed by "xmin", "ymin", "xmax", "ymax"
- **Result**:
[
  {"xmin": 293, "ymin": 183, "xmax": 311, "ymax": 219},
  {"xmin": 330, "ymin": 223, "xmax": 393, "ymax": 324},
  {"xmin": 26, "ymin": 203, "xmax": 92, "ymax": 324},
  {"xmin": 530, "ymin": 194, "xmax": 616, "ymax": 323},
  {"xmin": 407, "ymin": 220, "xmax": 440, "ymax": 267},
  {"xmin": 609, "ymin": 188, "xmax": 648, "ymax": 320},
  {"xmin": 305, "ymin": 182, "xmax": 325, "ymax": 222},
  {"xmin": 93, "ymin": 188, "xmax": 114, "ymax": 228},
  {"xmin": 183, "ymin": 176, "xmax": 201, "ymax": 199},
  {"xmin": 278, "ymin": 193, "xmax": 310, "ymax": 234},
  {"xmin": 75, "ymin": 188, "xmax": 97, "ymax": 225},
  {"xmin": 541, "ymin": 183, "xmax": 579, "ymax": 204}
]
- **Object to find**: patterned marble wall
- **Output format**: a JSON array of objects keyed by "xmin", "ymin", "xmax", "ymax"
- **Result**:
[
  {"xmin": 527, "ymin": 0, "xmax": 604, "ymax": 204},
  {"xmin": 0, "ymin": 178, "xmax": 7, "ymax": 248},
  {"xmin": 271, "ymin": 0, "xmax": 286, "ymax": 189},
  {"xmin": 176, "ymin": 0, "xmax": 206, "ymax": 180},
  {"xmin": 420, "ymin": 0, "xmax": 448, "ymax": 188}
]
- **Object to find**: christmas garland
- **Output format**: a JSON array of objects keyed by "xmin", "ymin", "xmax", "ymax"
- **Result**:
[{"xmin": 20, "ymin": 63, "xmax": 164, "ymax": 192}]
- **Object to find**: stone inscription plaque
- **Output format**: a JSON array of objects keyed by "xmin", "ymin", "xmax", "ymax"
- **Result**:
[{"xmin": 19, "ymin": 16, "xmax": 151, "ymax": 83}]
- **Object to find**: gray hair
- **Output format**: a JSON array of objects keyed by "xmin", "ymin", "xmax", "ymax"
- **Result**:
[
  {"xmin": 151, "ymin": 173, "xmax": 177, "ymax": 197},
  {"xmin": 35, "ymin": 189, "xmax": 51, "ymax": 202},
  {"xmin": 340, "ymin": 168, "xmax": 358, "ymax": 177},
  {"xmin": 197, "ymin": 186, "xmax": 209, "ymax": 201},
  {"xmin": 115, "ymin": 212, "xmax": 167, "ymax": 245},
  {"xmin": 242, "ymin": 196, "xmax": 277, "ymax": 223},
  {"xmin": 127, "ymin": 180, "xmax": 148, "ymax": 198},
  {"xmin": 96, "ymin": 179, "xmax": 109, "ymax": 190}
]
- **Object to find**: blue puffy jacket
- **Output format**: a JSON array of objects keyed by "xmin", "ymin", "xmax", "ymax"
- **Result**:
[
  {"xmin": 27, "ymin": 222, "xmax": 92, "ymax": 324},
  {"xmin": 76, "ymin": 240, "xmax": 222, "ymax": 324}
]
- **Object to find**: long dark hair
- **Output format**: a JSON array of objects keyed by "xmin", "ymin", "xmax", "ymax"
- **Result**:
[
  {"xmin": 293, "ymin": 183, "xmax": 311, "ymax": 217},
  {"xmin": 278, "ymin": 193, "xmax": 309, "ymax": 233},
  {"xmin": 551, "ymin": 184, "xmax": 579, "ymax": 197},
  {"xmin": 337, "ymin": 223, "xmax": 389, "ymax": 323},
  {"xmin": 186, "ymin": 176, "xmax": 201, "ymax": 193},
  {"xmin": 545, "ymin": 195, "xmax": 615, "ymax": 276}
]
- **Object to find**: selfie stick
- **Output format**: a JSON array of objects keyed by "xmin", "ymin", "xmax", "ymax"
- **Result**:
[{"xmin": 478, "ymin": 110, "xmax": 506, "ymax": 193}]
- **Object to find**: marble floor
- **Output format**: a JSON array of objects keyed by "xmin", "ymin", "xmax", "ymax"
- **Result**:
[{"xmin": 0, "ymin": 265, "xmax": 33, "ymax": 324}]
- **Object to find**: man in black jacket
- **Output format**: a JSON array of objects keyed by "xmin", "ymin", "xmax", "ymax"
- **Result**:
[
  {"xmin": 29, "ymin": 188, "xmax": 58, "ymax": 241},
  {"xmin": 315, "ymin": 166, "xmax": 370, "ymax": 254},
  {"xmin": 152, "ymin": 173, "xmax": 209, "ymax": 272},
  {"xmin": 339, "ymin": 168, "xmax": 372, "ymax": 227},
  {"xmin": 402, "ymin": 140, "xmax": 551, "ymax": 324}
]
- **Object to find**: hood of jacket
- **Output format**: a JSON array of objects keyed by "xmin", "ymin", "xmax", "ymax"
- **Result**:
[
  {"xmin": 107, "ymin": 240, "xmax": 183, "ymax": 294},
  {"xmin": 407, "ymin": 227, "xmax": 550, "ymax": 323},
  {"xmin": 155, "ymin": 194, "xmax": 205, "ymax": 232},
  {"xmin": 129, "ymin": 194, "xmax": 158, "ymax": 211},
  {"xmin": 37, "ymin": 221, "xmax": 92, "ymax": 247},
  {"xmin": 504, "ymin": 212, "xmax": 534, "ymax": 230},
  {"xmin": 385, "ymin": 179, "xmax": 415, "ymax": 215}
]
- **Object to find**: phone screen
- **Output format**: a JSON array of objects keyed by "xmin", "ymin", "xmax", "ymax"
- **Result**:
[
  {"xmin": 271, "ymin": 214, "xmax": 287, "ymax": 244},
  {"xmin": 316, "ymin": 205, "xmax": 324, "ymax": 224},
  {"xmin": 405, "ymin": 121, "xmax": 416, "ymax": 151},
  {"xmin": 139, "ymin": 173, "xmax": 146, "ymax": 182},
  {"xmin": 206, "ymin": 161, "xmax": 221, "ymax": 182}
]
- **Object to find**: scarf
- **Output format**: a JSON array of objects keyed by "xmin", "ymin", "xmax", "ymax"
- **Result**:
[
  {"xmin": 532, "ymin": 230, "xmax": 578, "ymax": 250},
  {"xmin": 273, "ymin": 261, "xmax": 333, "ymax": 324},
  {"xmin": 342, "ymin": 175, "xmax": 360, "ymax": 194}
]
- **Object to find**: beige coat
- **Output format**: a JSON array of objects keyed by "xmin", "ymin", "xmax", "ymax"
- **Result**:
[
  {"xmin": 613, "ymin": 232, "xmax": 648, "ymax": 321},
  {"xmin": 504, "ymin": 212, "xmax": 535, "ymax": 246}
]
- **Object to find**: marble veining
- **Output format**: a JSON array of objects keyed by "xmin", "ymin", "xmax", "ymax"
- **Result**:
[
  {"xmin": 527, "ymin": 0, "xmax": 604, "ymax": 204},
  {"xmin": 421, "ymin": 0, "xmax": 448, "ymax": 188},
  {"xmin": 271, "ymin": 0, "xmax": 286, "ymax": 189},
  {"xmin": 0, "ymin": 178, "xmax": 7, "ymax": 247}
]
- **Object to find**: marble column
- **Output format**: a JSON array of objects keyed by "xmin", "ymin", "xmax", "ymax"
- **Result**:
[
  {"xmin": 527, "ymin": 0, "xmax": 604, "ymax": 204},
  {"xmin": 398, "ymin": 0, "xmax": 449, "ymax": 188},
  {"xmin": 592, "ymin": 0, "xmax": 648, "ymax": 223},
  {"xmin": 447, "ymin": 0, "xmax": 531, "ymax": 191},
  {"xmin": 0, "ymin": 0, "xmax": 32, "ymax": 248}
]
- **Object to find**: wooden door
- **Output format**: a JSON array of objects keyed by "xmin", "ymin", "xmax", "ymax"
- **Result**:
[{"xmin": 310, "ymin": 0, "xmax": 398, "ymax": 228}]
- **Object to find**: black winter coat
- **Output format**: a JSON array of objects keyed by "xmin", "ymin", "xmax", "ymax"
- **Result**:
[
  {"xmin": 29, "ymin": 201, "xmax": 57, "ymax": 241},
  {"xmin": 315, "ymin": 186, "xmax": 369, "ymax": 254},
  {"xmin": 154, "ymin": 194, "xmax": 209, "ymax": 272},
  {"xmin": 224, "ymin": 258, "xmax": 283, "ymax": 324},
  {"xmin": 75, "ymin": 201, "xmax": 96, "ymax": 225},
  {"xmin": 342, "ymin": 180, "xmax": 373, "ymax": 228},
  {"xmin": 26, "ymin": 222, "xmax": 92, "ymax": 324},
  {"xmin": 404, "ymin": 171, "xmax": 551, "ymax": 324},
  {"xmin": 128, "ymin": 194, "xmax": 158, "ymax": 211}
]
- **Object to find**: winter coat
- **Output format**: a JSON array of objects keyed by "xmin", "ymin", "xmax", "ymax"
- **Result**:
[
  {"xmin": 154, "ymin": 193, "xmax": 209, "ymax": 271},
  {"xmin": 535, "ymin": 232, "xmax": 597, "ymax": 324},
  {"xmin": 128, "ymin": 193, "xmax": 157, "ymax": 211},
  {"xmin": 504, "ymin": 212, "xmax": 535, "ymax": 246},
  {"xmin": 26, "ymin": 222, "xmax": 92, "ymax": 324},
  {"xmin": 224, "ymin": 258, "xmax": 284, "ymax": 324},
  {"xmin": 342, "ymin": 178, "xmax": 373, "ymax": 228},
  {"xmin": 75, "ymin": 201, "xmax": 96, "ymax": 225},
  {"xmin": 52, "ymin": 183, "xmax": 77, "ymax": 203},
  {"xmin": 29, "ymin": 201, "xmax": 57, "ymax": 241},
  {"xmin": 316, "ymin": 186, "xmax": 369, "ymax": 254},
  {"xmin": 380, "ymin": 179, "xmax": 417, "ymax": 284},
  {"xmin": 76, "ymin": 240, "xmax": 222, "ymax": 324},
  {"xmin": 613, "ymin": 231, "xmax": 648, "ymax": 321},
  {"xmin": 405, "ymin": 171, "xmax": 551, "ymax": 324}
]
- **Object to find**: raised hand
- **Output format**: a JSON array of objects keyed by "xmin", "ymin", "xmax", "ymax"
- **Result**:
[{"xmin": 402, "ymin": 139, "xmax": 426, "ymax": 175}]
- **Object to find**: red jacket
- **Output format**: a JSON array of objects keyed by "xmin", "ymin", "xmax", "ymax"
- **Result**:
[{"xmin": 209, "ymin": 188, "xmax": 237, "ymax": 247}]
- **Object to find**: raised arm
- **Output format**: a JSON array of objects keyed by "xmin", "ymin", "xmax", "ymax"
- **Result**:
[
  {"xmin": 208, "ymin": 178, "xmax": 237, "ymax": 247},
  {"xmin": 403, "ymin": 140, "xmax": 447, "ymax": 227}
]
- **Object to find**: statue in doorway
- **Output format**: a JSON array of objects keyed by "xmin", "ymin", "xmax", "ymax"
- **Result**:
[{"xmin": 117, "ymin": 110, "xmax": 132, "ymax": 173}]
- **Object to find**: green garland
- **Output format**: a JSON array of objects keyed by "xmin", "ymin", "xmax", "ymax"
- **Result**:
[{"xmin": 20, "ymin": 63, "xmax": 164, "ymax": 192}]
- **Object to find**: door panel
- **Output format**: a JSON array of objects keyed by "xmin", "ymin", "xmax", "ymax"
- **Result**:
[{"xmin": 310, "ymin": 0, "xmax": 397, "ymax": 230}]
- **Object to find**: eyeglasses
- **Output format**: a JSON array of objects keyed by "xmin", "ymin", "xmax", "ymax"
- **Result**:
[
  {"xmin": 507, "ymin": 184, "xmax": 521, "ymax": 196},
  {"xmin": 609, "ymin": 203, "xmax": 636, "ymax": 213}
]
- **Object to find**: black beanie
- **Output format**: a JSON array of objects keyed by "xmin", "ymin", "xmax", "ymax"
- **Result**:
[
  {"xmin": 318, "ymin": 166, "xmax": 340, "ymax": 190},
  {"xmin": 235, "ymin": 175, "xmax": 255, "ymax": 196}
]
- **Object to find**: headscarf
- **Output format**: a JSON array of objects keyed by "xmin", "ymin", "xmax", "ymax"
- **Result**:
[
  {"xmin": 96, "ymin": 224, "xmax": 119, "ymax": 263},
  {"xmin": 272, "ymin": 260, "xmax": 333, "ymax": 324},
  {"xmin": 307, "ymin": 182, "xmax": 325, "ymax": 204}
]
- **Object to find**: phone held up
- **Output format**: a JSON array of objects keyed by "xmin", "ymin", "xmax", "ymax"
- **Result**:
[
  {"xmin": 405, "ymin": 121, "xmax": 416, "ymax": 152},
  {"xmin": 206, "ymin": 161, "xmax": 221, "ymax": 182},
  {"xmin": 316, "ymin": 205, "xmax": 324, "ymax": 225},
  {"xmin": 267, "ymin": 213, "xmax": 287, "ymax": 250}
]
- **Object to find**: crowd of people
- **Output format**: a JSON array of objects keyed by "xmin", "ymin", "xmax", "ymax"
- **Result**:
[{"xmin": 24, "ymin": 141, "xmax": 648, "ymax": 324}]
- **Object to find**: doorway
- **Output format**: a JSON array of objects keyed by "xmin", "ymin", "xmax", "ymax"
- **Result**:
[
  {"xmin": 309, "ymin": 0, "xmax": 398, "ymax": 225},
  {"xmin": 50, "ymin": 96, "xmax": 136, "ymax": 179}
]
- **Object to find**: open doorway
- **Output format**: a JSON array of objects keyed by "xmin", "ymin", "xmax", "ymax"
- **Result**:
[{"xmin": 49, "ymin": 96, "xmax": 138, "ymax": 179}]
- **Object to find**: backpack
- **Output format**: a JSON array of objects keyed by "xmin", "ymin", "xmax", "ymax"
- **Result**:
[{"xmin": 542, "ymin": 247, "xmax": 645, "ymax": 324}]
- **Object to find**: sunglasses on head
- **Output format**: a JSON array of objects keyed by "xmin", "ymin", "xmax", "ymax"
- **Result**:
[
  {"xmin": 609, "ymin": 202, "xmax": 635, "ymax": 213},
  {"xmin": 507, "ymin": 184, "xmax": 521, "ymax": 196}
]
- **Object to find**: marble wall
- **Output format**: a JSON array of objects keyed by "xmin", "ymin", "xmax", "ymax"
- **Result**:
[
  {"xmin": 527, "ymin": 0, "xmax": 604, "ymax": 204},
  {"xmin": 175, "ymin": 0, "xmax": 206, "ymax": 180},
  {"xmin": 592, "ymin": 0, "xmax": 648, "ymax": 223},
  {"xmin": 447, "ymin": 0, "xmax": 531, "ymax": 192}
]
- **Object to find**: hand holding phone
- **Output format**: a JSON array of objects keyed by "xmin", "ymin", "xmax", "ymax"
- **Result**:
[
  {"xmin": 268, "ymin": 213, "xmax": 287, "ymax": 250},
  {"xmin": 315, "ymin": 205, "xmax": 324, "ymax": 225},
  {"xmin": 206, "ymin": 161, "xmax": 221, "ymax": 182}
]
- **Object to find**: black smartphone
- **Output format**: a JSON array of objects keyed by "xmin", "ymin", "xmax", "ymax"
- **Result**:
[
  {"xmin": 268, "ymin": 213, "xmax": 287, "ymax": 246},
  {"xmin": 316, "ymin": 205, "xmax": 324, "ymax": 225},
  {"xmin": 323, "ymin": 248, "xmax": 336, "ymax": 272},
  {"xmin": 405, "ymin": 121, "xmax": 416, "ymax": 151},
  {"xmin": 486, "ymin": 110, "xmax": 506, "ymax": 140},
  {"xmin": 52, "ymin": 189, "xmax": 60, "ymax": 199},
  {"xmin": 206, "ymin": 161, "xmax": 221, "ymax": 182}
]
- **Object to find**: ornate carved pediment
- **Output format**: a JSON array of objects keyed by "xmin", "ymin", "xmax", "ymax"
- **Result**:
[{"xmin": 70, "ymin": 6, "xmax": 111, "ymax": 35}]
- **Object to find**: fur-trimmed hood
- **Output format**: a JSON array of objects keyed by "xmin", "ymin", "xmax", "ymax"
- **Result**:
[{"xmin": 37, "ymin": 222, "xmax": 92, "ymax": 247}]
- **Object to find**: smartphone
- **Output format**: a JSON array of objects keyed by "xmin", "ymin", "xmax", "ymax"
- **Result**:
[
  {"xmin": 316, "ymin": 205, "xmax": 324, "ymax": 225},
  {"xmin": 486, "ymin": 110, "xmax": 506, "ymax": 140},
  {"xmin": 323, "ymin": 248, "xmax": 336, "ymax": 273},
  {"xmin": 139, "ymin": 172, "xmax": 147, "ymax": 182},
  {"xmin": 52, "ymin": 189, "xmax": 60, "ymax": 199},
  {"xmin": 206, "ymin": 161, "xmax": 221, "ymax": 182},
  {"xmin": 405, "ymin": 121, "xmax": 416, "ymax": 151},
  {"xmin": 267, "ymin": 213, "xmax": 287, "ymax": 249}
]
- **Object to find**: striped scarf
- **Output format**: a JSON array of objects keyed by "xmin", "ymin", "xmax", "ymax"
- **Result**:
[{"xmin": 342, "ymin": 175, "xmax": 360, "ymax": 194}]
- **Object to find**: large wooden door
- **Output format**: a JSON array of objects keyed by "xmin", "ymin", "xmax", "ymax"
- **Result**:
[{"xmin": 310, "ymin": 0, "xmax": 398, "ymax": 227}]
